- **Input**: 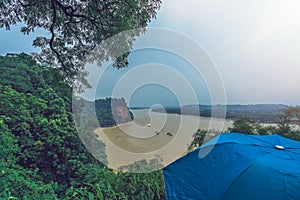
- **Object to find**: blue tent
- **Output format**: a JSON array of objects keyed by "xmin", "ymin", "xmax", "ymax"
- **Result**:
[{"xmin": 163, "ymin": 133, "xmax": 300, "ymax": 200}]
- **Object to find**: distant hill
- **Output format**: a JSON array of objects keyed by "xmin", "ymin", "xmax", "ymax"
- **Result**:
[{"xmin": 152, "ymin": 104, "xmax": 288, "ymax": 123}]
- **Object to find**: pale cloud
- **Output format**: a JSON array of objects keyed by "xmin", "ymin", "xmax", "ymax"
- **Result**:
[{"xmin": 150, "ymin": 0, "xmax": 300, "ymax": 104}]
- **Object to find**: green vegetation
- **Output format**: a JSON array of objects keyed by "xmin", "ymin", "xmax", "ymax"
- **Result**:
[
  {"xmin": 0, "ymin": 54, "xmax": 165, "ymax": 199},
  {"xmin": 228, "ymin": 108, "xmax": 300, "ymax": 139},
  {"xmin": 0, "ymin": 1, "xmax": 165, "ymax": 198},
  {"xmin": 228, "ymin": 117, "xmax": 263, "ymax": 135},
  {"xmin": 188, "ymin": 129, "xmax": 208, "ymax": 152},
  {"xmin": 189, "ymin": 107, "xmax": 300, "ymax": 151},
  {"xmin": 0, "ymin": 0, "xmax": 161, "ymax": 89}
]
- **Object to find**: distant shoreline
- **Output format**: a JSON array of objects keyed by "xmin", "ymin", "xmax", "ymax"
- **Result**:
[{"xmin": 129, "ymin": 104, "xmax": 286, "ymax": 124}]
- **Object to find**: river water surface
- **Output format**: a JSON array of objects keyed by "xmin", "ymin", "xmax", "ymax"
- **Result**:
[{"xmin": 94, "ymin": 109, "xmax": 233, "ymax": 171}]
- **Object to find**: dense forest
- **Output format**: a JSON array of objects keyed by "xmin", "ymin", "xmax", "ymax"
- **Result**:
[
  {"xmin": 0, "ymin": 54, "xmax": 165, "ymax": 199},
  {"xmin": 152, "ymin": 104, "xmax": 288, "ymax": 123}
]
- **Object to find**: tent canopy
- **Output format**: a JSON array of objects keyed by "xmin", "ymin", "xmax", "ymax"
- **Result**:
[{"xmin": 163, "ymin": 133, "xmax": 300, "ymax": 200}]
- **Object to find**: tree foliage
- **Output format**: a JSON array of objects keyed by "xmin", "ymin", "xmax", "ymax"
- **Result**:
[
  {"xmin": 0, "ymin": 0, "xmax": 161, "ymax": 89},
  {"xmin": 227, "ymin": 116, "xmax": 281, "ymax": 135},
  {"xmin": 0, "ymin": 112, "xmax": 59, "ymax": 199},
  {"xmin": 227, "ymin": 107, "xmax": 300, "ymax": 139},
  {"xmin": 189, "ymin": 106, "xmax": 300, "ymax": 151},
  {"xmin": 0, "ymin": 54, "xmax": 166, "ymax": 199},
  {"xmin": 277, "ymin": 106, "xmax": 300, "ymax": 134},
  {"xmin": 228, "ymin": 117, "xmax": 261, "ymax": 134},
  {"xmin": 188, "ymin": 129, "xmax": 208, "ymax": 152}
]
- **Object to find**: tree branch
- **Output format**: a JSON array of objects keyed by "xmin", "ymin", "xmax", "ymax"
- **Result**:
[
  {"xmin": 50, "ymin": 0, "xmax": 67, "ymax": 71},
  {"xmin": 54, "ymin": 0, "xmax": 105, "ymax": 30}
]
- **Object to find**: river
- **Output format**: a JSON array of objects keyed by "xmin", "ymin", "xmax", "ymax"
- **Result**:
[{"xmin": 94, "ymin": 109, "xmax": 233, "ymax": 171}]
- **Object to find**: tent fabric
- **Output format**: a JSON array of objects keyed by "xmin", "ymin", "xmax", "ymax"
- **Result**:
[{"xmin": 163, "ymin": 133, "xmax": 300, "ymax": 200}]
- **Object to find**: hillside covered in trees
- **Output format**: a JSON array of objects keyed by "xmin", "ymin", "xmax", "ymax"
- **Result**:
[{"xmin": 0, "ymin": 54, "xmax": 165, "ymax": 199}]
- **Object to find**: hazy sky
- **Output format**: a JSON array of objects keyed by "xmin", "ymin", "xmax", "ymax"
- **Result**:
[
  {"xmin": 93, "ymin": 49, "xmax": 211, "ymax": 107},
  {"xmin": 148, "ymin": 0, "xmax": 300, "ymax": 105},
  {"xmin": 1, "ymin": 0, "xmax": 300, "ymax": 105}
]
